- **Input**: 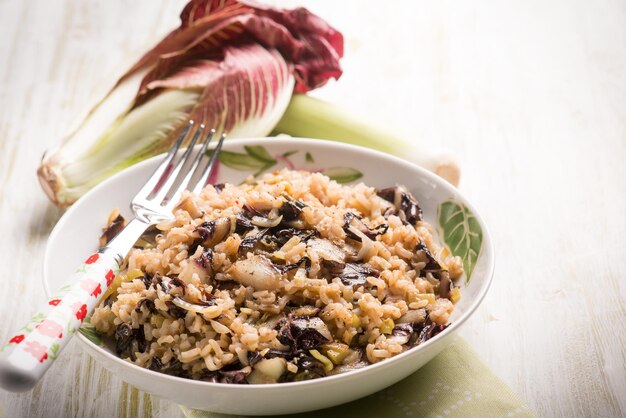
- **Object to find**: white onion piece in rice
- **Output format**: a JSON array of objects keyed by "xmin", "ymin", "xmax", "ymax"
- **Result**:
[
  {"xmin": 172, "ymin": 297, "xmax": 217, "ymax": 316},
  {"xmin": 307, "ymin": 238, "xmax": 345, "ymax": 263},
  {"xmin": 156, "ymin": 279, "xmax": 170, "ymax": 300},
  {"xmin": 227, "ymin": 255, "xmax": 282, "ymax": 290},
  {"xmin": 294, "ymin": 268, "xmax": 307, "ymax": 280},
  {"xmin": 283, "ymin": 219, "xmax": 307, "ymax": 229},
  {"xmin": 250, "ymin": 215, "xmax": 283, "ymax": 228},
  {"xmin": 348, "ymin": 227, "xmax": 375, "ymax": 261},
  {"xmin": 204, "ymin": 217, "xmax": 232, "ymax": 247},
  {"xmin": 397, "ymin": 309, "xmax": 426, "ymax": 324},
  {"xmin": 394, "ymin": 187, "xmax": 403, "ymax": 209},
  {"xmin": 175, "ymin": 195, "xmax": 203, "ymax": 218},
  {"xmin": 291, "ymin": 305, "xmax": 320, "ymax": 317},
  {"xmin": 210, "ymin": 319, "xmax": 231, "ymax": 334},
  {"xmin": 342, "ymin": 348, "xmax": 362, "ymax": 365},
  {"xmin": 247, "ymin": 358, "xmax": 286, "ymax": 384},
  {"xmin": 263, "ymin": 314, "xmax": 285, "ymax": 330},
  {"xmin": 387, "ymin": 333, "xmax": 411, "ymax": 345},
  {"xmin": 179, "ymin": 249, "xmax": 210, "ymax": 284}
]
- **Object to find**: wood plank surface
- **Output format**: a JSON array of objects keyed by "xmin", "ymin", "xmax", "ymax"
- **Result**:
[{"xmin": 0, "ymin": 1, "xmax": 624, "ymax": 417}]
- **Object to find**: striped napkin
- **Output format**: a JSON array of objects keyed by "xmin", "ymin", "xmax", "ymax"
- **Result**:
[{"xmin": 180, "ymin": 337, "xmax": 536, "ymax": 418}]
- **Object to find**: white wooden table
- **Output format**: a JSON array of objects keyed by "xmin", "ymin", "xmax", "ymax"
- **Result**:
[{"xmin": 0, "ymin": 1, "xmax": 624, "ymax": 417}]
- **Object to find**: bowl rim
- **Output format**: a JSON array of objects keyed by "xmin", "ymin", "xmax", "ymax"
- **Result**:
[{"xmin": 43, "ymin": 137, "xmax": 495, "ymax": 392}]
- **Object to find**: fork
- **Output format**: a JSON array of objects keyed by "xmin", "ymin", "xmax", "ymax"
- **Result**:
[{"xmin": 0, "ymin": 121, "xmax": 225, "ymax": 392}]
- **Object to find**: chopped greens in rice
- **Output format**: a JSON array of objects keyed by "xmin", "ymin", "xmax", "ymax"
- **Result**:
[{"xmin": 91, "ymin": 169, "xmax": 463, "ymax": 384}]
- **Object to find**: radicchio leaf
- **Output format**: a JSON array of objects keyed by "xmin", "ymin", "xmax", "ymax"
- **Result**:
[
  {"xmin": 416, "ymin": 320, "xmax": 449, "ymax": 344},
  {"xmin": 220, "ymin": 369, "xmax": 250, "ymax": 384},
  {"xmin": 274, "ymin": 256, "xmax": 311, "ymax": 274},
  {"xmin": 277, "ymin": 316, "xmax": 331, "ymax": 351},
  {"xmin": 343, "ymin": 212, "xmax": 388, "ymax": 241},
  {"xmin": 129, "ymin": 0, "xmax": 342, "ymax": 93},
  {"xmin": 340, "ymin": 263, "xmax": 380, "ymax": 287},
  {"xmin": 124, "ymin": 0, "xmax": 343, "ymax": 147},
  {"xmin": 414, "ymin": 239, "xmax": 442, "ymax": 271},
  {"xmin": 195, "ymin": 248, "xmax": 214, "ymax": 270},
  {"xmin": 135, "ymin": 298, "xmax": 157, "ymax": 315},
  {"xmin": 279, "ymin": 198, "xmax": 305, "ymax": 221},
  {"xmin": 377, "ymin": 186, "xmax": 423, "ymax": 225},
  {"xmin": 295, "ymin": 356, "xmax": 326, "ymax": 379},
  {"xmin": 99, "ymin": 213, "xmax": 126, "ymax": 247}
]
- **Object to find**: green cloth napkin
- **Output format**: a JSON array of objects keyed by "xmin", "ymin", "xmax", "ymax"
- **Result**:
[{"xmin": 180, "ymin": 337, "xmax": 536, "ymax": 418}]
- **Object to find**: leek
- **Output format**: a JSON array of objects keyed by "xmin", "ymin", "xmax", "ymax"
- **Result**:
[{"xmin": 273, "ymin": 94, "xmax": 460, "ymax": 186}]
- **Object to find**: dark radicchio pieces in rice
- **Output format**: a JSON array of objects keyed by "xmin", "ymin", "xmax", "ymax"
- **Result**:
[{"xmin": 377, "ymin": 185, "xmax": 423, "ymax": 225}]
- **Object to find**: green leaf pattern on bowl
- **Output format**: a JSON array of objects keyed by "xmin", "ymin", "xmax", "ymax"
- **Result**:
[
  {"xmin": 212, "ymin": 145, "xmax": 362, "ymax": 183},
  {"xmin": 323, "ymin": 167, "xmax": 364, "ymax": 183},
  {"xmin": 213, "ymin": 149, "xmax": 274, "ymax": 173},
  {"xmin": 438, "ymin": 200, "xmax": 483, "ymax": 283}
]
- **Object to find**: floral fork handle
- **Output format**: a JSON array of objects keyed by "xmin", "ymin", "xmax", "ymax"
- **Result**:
[
  {"xmin": 0, "ymin": 248, "xmax": 122, "ymax": 391},
  {"xmin": 0, "ymin": 122, "xmax": 224, "ymax": 392},
  {"xmin": 0, "ymin": 214, "xmax": 152, "ymax": 392}
]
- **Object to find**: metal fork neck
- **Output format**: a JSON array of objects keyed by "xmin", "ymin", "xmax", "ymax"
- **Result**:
[{"xmin": 101, "ymin": 217, "xmax": 152, "ymax": 263}]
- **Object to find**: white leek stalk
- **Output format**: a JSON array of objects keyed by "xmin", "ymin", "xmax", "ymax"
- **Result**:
[{"xmin": 274, "ymin": 94, "xmax": 460, "ymax": 186}]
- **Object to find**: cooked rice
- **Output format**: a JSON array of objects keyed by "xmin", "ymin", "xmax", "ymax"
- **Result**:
[{"xmin": 92, "ymin": 169, "xmax": 463, "ymax": 383}]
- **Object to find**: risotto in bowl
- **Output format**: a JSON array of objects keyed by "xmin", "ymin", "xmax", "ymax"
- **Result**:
[{"xmin": 44, "ymin": 138, "xmax": 494, "ymax": 415}]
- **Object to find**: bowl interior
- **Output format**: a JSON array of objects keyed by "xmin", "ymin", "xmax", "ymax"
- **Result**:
[{"xmin": 44, "ymin": 137, "xmax": 493, "ymax": 398}]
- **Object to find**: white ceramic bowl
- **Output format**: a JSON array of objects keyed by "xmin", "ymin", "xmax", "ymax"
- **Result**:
[{"xmin": 44, "ymin": 138, "xmax": 494, "ymax": 415}]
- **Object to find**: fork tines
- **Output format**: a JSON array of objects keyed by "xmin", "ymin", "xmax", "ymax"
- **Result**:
[{"xmin": 139, "ymin": 121, "xmax": 226, "ymax": 209}]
